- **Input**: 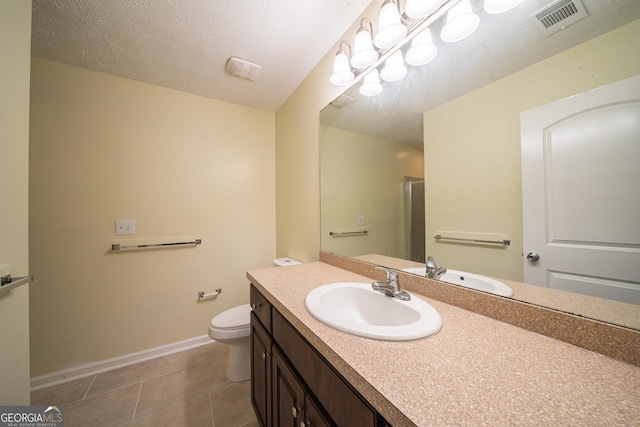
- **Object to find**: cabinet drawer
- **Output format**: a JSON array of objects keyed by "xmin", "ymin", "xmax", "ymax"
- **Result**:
[
  {"xmin": 272, "ymin": 310, "xmax": 376, "ymax": 427},
  {"xmin": 250, "ymin": 284, "xmax": 272, "ymax": 332}
]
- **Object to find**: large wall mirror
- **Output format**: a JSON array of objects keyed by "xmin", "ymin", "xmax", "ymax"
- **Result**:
[{"xmin": 320, "ymin": 0, "xmax": 640, "ymax": 330}]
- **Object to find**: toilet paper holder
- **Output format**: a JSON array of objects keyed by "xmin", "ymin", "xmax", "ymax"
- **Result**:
[{"xmin": 198, "ymin": 288, "xmax": 222, "ymax": 300}]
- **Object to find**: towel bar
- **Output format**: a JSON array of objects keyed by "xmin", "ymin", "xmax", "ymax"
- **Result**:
[
  {"xmin": 434, "ymin": 234, "xmax": 510, "ymax": 246},
  {"xmin": 111, "ymin": 239, "xmax": 202, "ymax": 251},
  {"xmin": 329, "ymin": 230, "xmax": 369, "ymax": 237}
]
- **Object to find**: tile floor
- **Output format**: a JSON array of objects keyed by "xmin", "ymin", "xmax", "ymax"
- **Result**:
[{"xmin": 31, "ymin": 342, "xmax": 259, "ymax": 427}]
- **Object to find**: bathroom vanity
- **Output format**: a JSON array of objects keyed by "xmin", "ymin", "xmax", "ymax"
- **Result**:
[
  {"xmin": 247, "ymin": 261, "xmax": 640, "ymax": 426},
  {"xmin": 250, "ymin": 284, "xmax": 389, "ymax": 426}
]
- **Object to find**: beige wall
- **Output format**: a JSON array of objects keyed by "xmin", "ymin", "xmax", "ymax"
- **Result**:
[
  {"xmin": 29, "ymin": 59, "xmax": 276, "ymax": 376},
  {"xmin": 423, "ymin": 19, "xmax": 640, "ymax": 281},
  {"xmin": 0, "ymin": 0, "xmax": 32, "ymax": 403},
  {"xmin": 320, "ymin": 125, "xmax": 423, "ymax": 258},
  {"xmin": 275, "ymin": 1, "xmax": 380, "ymax": 263}
]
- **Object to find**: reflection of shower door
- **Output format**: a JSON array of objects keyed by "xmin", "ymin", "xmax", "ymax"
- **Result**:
[{"xmin": 405, "ymin": 178, "xmax": 425, "ymax": 263}]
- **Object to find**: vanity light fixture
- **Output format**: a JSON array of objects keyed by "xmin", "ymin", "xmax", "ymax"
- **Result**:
[
  {"xmin": 405, "ymin": 27, "xmax": 438, "ymax": 66},
  {"xmin": 380, "ymin": 50, "xmax": 408, "ymax": 82},
  {"xmin": 329, "ymin": 0, "xmax": 528, "ymax": 86},
  {"xmin": 440, "ymin": 0, "xmax": 480, "ymax": 42},
  {"xmin": 359, "ymin": 68, "xmax": 384, "ymax": 96},
  {"xmin": 373, "ymin": 0, "xmax": 408, "ymax": 49},
  {"xmin": 484, "ymin": 0, "xmax": 525, "ymax": 14},
  {"xmin": 351, "ymin": 18, "xmax": 379, "ymax": 69},
  {"xmin": 329, "ymin": 41, "xmax": 355, "ymax": 86},
  {"xmin": 405, "ymin": 0, "xmax": 448, "ymax": 19}
]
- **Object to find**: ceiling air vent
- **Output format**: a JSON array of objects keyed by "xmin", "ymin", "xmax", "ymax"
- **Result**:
[
  {"xmin": 329, "ymin": 94, "xmax": 354, "ymax": 108},
  {"xmin": 531, "ymin": 0, "xmax": 588, "ymax": 36}
]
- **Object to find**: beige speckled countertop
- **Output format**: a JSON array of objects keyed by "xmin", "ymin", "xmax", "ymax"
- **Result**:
[{"xmin": 247, "ymin": 261, "xmax": 640, "ymax": 426}]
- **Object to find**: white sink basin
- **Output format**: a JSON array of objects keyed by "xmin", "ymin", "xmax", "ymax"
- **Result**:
[
  {"xmin": 402, "ymin": 268, "xmax": 514, "ymax": 297},
  {"xmin": 305, "ymin": 282, "xmax": 442, "ymax": 341}
]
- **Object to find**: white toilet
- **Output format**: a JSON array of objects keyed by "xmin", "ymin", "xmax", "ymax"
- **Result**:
[{"xmin": 208, "ymin": 257, "xmax": 301, "ymax": 382}]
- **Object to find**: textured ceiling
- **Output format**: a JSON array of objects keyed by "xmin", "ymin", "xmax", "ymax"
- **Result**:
[{"xmin": 31, "ymin": 0, "xmax": 372, "ymax": 112}]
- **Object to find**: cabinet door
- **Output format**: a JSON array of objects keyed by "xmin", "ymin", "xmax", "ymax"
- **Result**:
[
  {"xmin": 251, "ymin": 313, "xmax": 271, "ymax": 427},
  {"xmin": 305, "ymin": 394, "xmax": 333, "ymax": 427},
  {"xmin": 272, "ymin": 310, "xmax": 376, "ymax": 426},
  {"xmin": 272, "ymin": 347, "xmax": 305, "ymax": 427}
]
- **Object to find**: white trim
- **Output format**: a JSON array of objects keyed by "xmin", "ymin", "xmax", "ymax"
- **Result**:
[{"xmin": 30, "ymin": 335, "xmax": 213, "ymax": 391}]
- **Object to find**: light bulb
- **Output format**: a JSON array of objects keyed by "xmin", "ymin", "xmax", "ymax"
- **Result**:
[
  {"xmin": 374, "ymin": 0, "xmax": 407, "ymax": 49},
  {"xmin": 351, "ymin": 26, "xmax": 379, "ymax": 69},
  {"xmin": 360, "ymin": 69, "xmax": 383, "ymax": 96},
  {"xmin": 405, "ymin": 28, "xmax": 438, "ymax": 66},
  {"xmin": 380, "ymin": 50, "xmax": 407, "ymax": 82},
  {"xmin": 329, "ymin": 50, "xmax": 354, "ymax": 86},
  {"xmin": 440, "ymin": 0, "xmax": 480, "ymax": 43},
  {"xmin": 484, "ymin": 0, "xmax": 525, "ymax": 14},
  {"xmin": 405, "ymin": 0, "xmax": 447, "ymax": 19}
]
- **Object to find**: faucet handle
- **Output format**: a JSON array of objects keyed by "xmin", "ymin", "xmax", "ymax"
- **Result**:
[
  {"xmin": 374, "ymin": 265, "xmax": 398, "ymax": 282},
  {"xmin": 426, "ymin": 256, "xmax": 437, "ymax": 269}
]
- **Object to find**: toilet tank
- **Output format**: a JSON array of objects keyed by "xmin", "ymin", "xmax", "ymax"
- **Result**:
[{"xmin": 272, "ymin": 257, "xmax": 302, "ymax": 267}]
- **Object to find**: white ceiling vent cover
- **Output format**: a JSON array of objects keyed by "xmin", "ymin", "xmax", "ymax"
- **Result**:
[
  {"xmin": 226, "ymin": 57, "xmax": 262, "ymax": 81},
  {"xmin": 330, "ymin": 94, "xmax": 355, "ymax": 108},
  {"xmin": 531, "ymin": 0, "xmax": 589, "ymax": 36}
]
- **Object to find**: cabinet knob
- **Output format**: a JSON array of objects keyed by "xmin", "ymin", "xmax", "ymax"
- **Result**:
[
  {"xmin": 291, "ymin": 406, "xmax": 302, "ymax": 418},
  {"xmin": 261, "ymin": 351, "xmax": 266, "ymax": 360},
  {"xmin": 300, "ymin": 421, "xmax": 311, "ymax": 427},
  {"xmin": 251, "ymin": 303, "xmax": 261, "ymax": 310}
]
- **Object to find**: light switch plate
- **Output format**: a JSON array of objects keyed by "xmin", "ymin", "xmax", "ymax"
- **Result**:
[{"xmin": 115, "ymin": 220, "xmax": 136, "ymax": 235}]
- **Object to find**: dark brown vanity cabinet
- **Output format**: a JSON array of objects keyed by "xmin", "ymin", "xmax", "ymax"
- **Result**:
[
  {"xmin": 251, "ymin": 314, "xmax": 271, "ymax": 427},
  {"xmin": 250, "ymin": 285, "xmax": 388, "ymax": 427},
  {"xmin": 272, "ymin": 347, "xmax": 331, "ymax": 427}
]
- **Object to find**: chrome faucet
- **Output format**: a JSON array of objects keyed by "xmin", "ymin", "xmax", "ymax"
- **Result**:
[
  {"xmin": 426, "ymin": 256, "xmax": 447, "ymax": 279},
  {"xmin": 372, "ymin": 266, "xmax": 411, "ymax": 301}
]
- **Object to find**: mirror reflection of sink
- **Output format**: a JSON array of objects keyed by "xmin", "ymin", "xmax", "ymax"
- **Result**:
[
  {"xmin": 402, "ymin": 268, "xmax": 514, "ymax": 297},
  {"xmin": 304, "ymin": 282, "xmax": 442, "ymax": 341}
]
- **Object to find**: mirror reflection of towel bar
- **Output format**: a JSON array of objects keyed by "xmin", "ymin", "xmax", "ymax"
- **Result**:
[
  {"xmin": 434, "ymin": 235, "xmax": 510, "ymax": 246},
  {"xmin": 329, "ymin": 230, "xmax": 369, "ymax": 237},
  {"xmin": 111, "ymin": 239, "xmax": 202, "ymax": 251}
]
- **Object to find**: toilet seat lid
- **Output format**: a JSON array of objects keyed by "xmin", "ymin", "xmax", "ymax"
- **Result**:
[{"xmin": 211, "ymin": 304, "xmax": 251, "ymax": 330}]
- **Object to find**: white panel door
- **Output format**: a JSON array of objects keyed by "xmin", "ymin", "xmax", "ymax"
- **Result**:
[{"xmin": 521, "ymin": 74, "xmax": 640, "ymax": 304}]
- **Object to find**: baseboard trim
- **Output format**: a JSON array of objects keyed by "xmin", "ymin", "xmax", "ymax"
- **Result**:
[{"xmin": 30, "ymin": 335, "xmax": 213, "ymax": 391}]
